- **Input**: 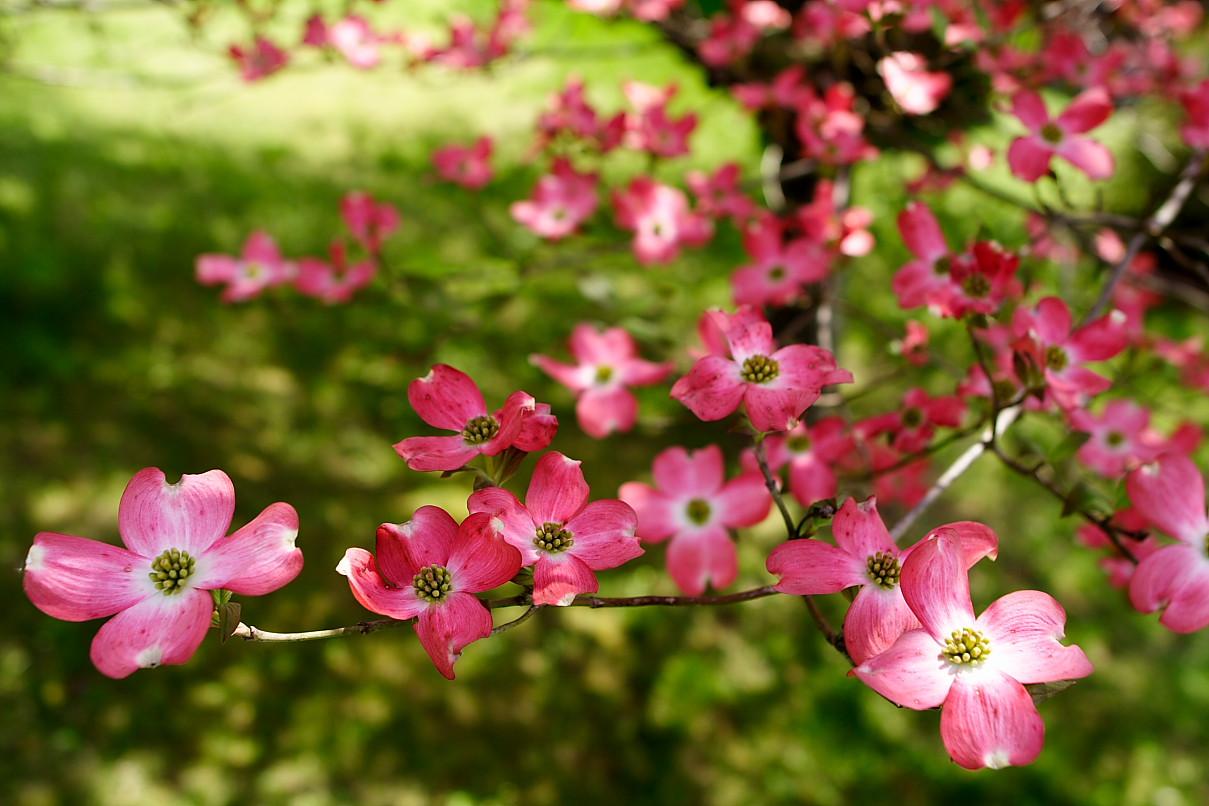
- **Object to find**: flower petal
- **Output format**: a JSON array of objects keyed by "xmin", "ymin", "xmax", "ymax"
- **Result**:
[
  {"xmin": 1157, "ymin": 569, "xmax": 1209, "ymax": 633},
  {"xmin": 1128, "ymin": 543, "xmax": 1209, "ymax": 632},
  {"xmin": 23, "ymin": 533, "xmax": 152, "ymax": 621},
  {"xmin": 118, "ymin": 467, "xmax": 235, "ymax": 557},
  {"xmin": 940, "ymin": 671, "xmax": 1045, "ymax": 770},
  {"xmin": 898, "ymin": 202, "xmax": 948, "ymax": 264},
  {"xmin": 853, "ymin": 628, "xmax": 952, "ymax": 709},
  {"xmin": 1126, "ymin": 454, "xmax": 1208, "ymax": 544},
  {"xmin": 901, "ymin": 530, "xmax": 977, "ymax": 641},
  {"xmin": 766, "ymin": 538, "xmax": 866, "ymax": 594},
  {"xmin": 844, "ymin": 586, "xmax": 921, "ymax": 666},
  {"xmin": 667, "ymin": 524, "xmax": 737, "ymax": 595},
  {"xmin": 414, "ymin": 590, "xmax": 493, "ymax": 679},
  {"xmin": 1056, "ymin": 88, "xmax": 1112, "ymax": 134},
  {"xmin": 565, "ymin": 499, "xmax": 642, "ymax": 570},
  {"xmin": 1057, "ymin": 137, "xmax": 1115, "ymax": 181},
  {"xmin": 447, "ymin": 512, "xmax": 523, "ymax": 593},
  {"xmin": 576, "ymin": 386, "xmax": 637, "ymax": 438},
  {"xmin": 653, "ymin": 445, "xmax": 725, "ymax": 497},
  {"xmin": 531, "ymin": 354, "xmax": 590, "ymax": 392},
  {"xmin": 977, "ymin": 590, "xmax": 1093, "ymax": 684},
  {"xmin": 407, "ymin": 364, "xmax": 486, "ymax": 431},
  {"xmin": 670, "ymin": 356, "xmax": 745, "ymax": 423},
  {"xmin": 533, "ymin": 553, "xmax": 598, "ymax": 606},
  {"xmin": 1007, "ymin": 136, "xmax": 1053, "ymax": 182},
  {"xmin": 467, "ymin": 486, "xmax": 540, "ymax": 564},
  {"xmin": 387, "ymin": 505, "xmax": 459, "ymax": 576},
  {"xmin": 714, "ymin": 472, "xmax": 771, "ymax": 528},
  {"xmin": 618, "ymin": 482, "xmax": 679, "ymax": 542},
  {"xmin": 393, "ymin": 435, "xmax": 482, "ymax": 473},
  {"xmin": 787, "ymin": 455, "xmax": 838, "ymax": 506},
  {"xmin": 89, "ymin": 588, "xmax": 213, "ymax": 679},
  {"xmin": 832, "ymin": 497, "xmax": 895, "ymax": 558},
  {"xmin": 1011, "ymin": 90, "xmax": 1049, "ymax": 131},
  {"xmin": 908, "ymin": 521, "xmax": 999, "ymax": 568},
  {"xmin": 193, "ymin": 503, "xmax": 302, "ymax": 596},
  {"xmin": 336, "ymin": 547, "xmax": 426, "ymax": 621},
  {"xmin": 526, "ymin": 452, "xmax": 590, "ymax": 525}
]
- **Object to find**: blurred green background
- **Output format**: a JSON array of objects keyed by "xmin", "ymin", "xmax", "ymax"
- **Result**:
[{"xmin": 3, "ymin": 2, "xmax": 1209, "ymax": 804}]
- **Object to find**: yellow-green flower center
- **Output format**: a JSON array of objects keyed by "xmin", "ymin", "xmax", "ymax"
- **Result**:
[
  {"xmin": 1044, "ymin": 345, "xmax": 1069, "ymax": 371},
  {"xmin": 595, "ymin": 365, "xmax": 614, "ymax": 384},
  {"xmin": 768, "ymin": 265, "xmax": 786, "ymax": 282},
  {"xmin": 740, "ymin": 354, "xmax": 779, "ymax": 384},
  {"xmin": 413, "ymin": 564, "xmax": 453, "ymax": 603},
  {"xmin": 786, "ymin": 434, "xmax": 812, "ymax": 454},
  {"xmin": 942, "ymin": 627, "xmax": 992, "ymax": 666},
  {"xmin": 962, "ymin": 273, "xmax": 990, "ymax": 297},
  {"xmin": 902, "ymin": 407, "xmax": 924, "ymax": 428},
  {"xmin": 686, "ymin": 498, "xmax": 712, "ymax": 526},
  {"xmin": 1105, "ymin": 431, "xmax": 1125, "ymax": 447},
  {"xmin": 1041, "ymin": 122, "xmax": 1063, "ymax": 144},
  {"xmin": 534, "ymin": 522, "xmax": 574, "ymax": 554},
  {"xmin": 462, "ymin": 415, "xmax": 500, "ymax": 445},
  {"xmin": 865, "ymin": 551, "xmax": 901, "ymax": 590},
  {"xmin": 149, "ymin": 548, "xmax": 196, "ymax": 595}
]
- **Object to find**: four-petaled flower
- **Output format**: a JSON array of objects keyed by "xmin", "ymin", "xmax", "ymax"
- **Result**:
[
  {"xmin": 23, "ymin": 468, "xmax": 303, "ymax": 678},
  {"xmin": 1007, "ymin": 88, "xmax": 1115, "ymax": 182},
  {"xmin": 196, "ymin": 231, "xmax": 296, "ymax": 303}
]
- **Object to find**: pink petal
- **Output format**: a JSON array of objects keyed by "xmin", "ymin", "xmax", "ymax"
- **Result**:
[
  {"xmin": 1157, "ymin": 569, "xmax": 1209, "ymax": 633},
  {"xmin": 1057, "ymin": 137, "xmax": 1115, "ymax": 180},
  {"xmin": 1068, "ymin": 311, "xmax": 1128, "ymax": 361},
  {"xmin": 977, "ymin": 590, "xmax": 1093, "ymax": 683},
  {"xmin": 389, "ymin": 505, "xmax": 459, "ymax": 575},
  {"xmin": 1056, "ymin": 88, "xmax": 1112, "ymax": 134},
  {"xmin": 483, "ymin": 390, "xmax": 536, "ymax": 455},
  {"xmin": 774, "ymin": 344, "xmax": 852, "ymax": 392},
  {"xmin": 618, "ymin": 358, "xmax": 673, "ymax": 387},
  {"xmin": 89, "ymin": 588, "xmax": 213, "ymax": 679},
  {"xmin": 1031, "ymin": 296, "xmax": 1072, "ymax": 345},
  {"xmin": 787, "ymin": 455, "xmax": 838, "ymax": 506},
  {"xmin": 743, "ymin": 384, "xmax": 808, "ymax": 433},
  {"xmin": 618, "ymin": 482, "xmax": 680, "ymax": 542},
  {"xmin": 898, "ymin": 202, "xmax": 948, "ymax": 264},
  {"xmin": 723, "ymin": 317, "xmax": 777, "ymax": 360},
  {"xmin": 570, "ymin": 323, "xmax": 633, "ymax": 364},
  {"xmin": 670, "ymin": 355, "xmax": 745, "ymax": 423},
  {"xmin": 467, "ymin": 486, "xmax": 542, "ymax": 565},
  {"xmin": 844, "ymin": 586, "xmax": 921, "ymax": 666},
  {"xmin": 196, "ymin": 255, "xmax": 238, "ymax": 284},
  {"xmin": 393, "ymin": 435, "xmax": 481, "ymax": 472},
  {"xmin": 414, "ymin": 590, "xmax": 493, "ymax": 679},
  {"xmin": 193, "ymin": 502, "xmax": 302, "ymax": 596},
  {"xmin": 767, "ymin": 537, "xmax": 867, "ymax": 594},
  {"xmin": 336, "ymin": 547, "xmax": 426, "ymax": 620},
  {"xmin": 714, "ymin": 473, "xmax": 771, "ymax": 528},
  {"xmin": 118, "ymin": 467, "xmax": 235, "ymax": 557},
  {"xmin": 531, "ymin": 354, "xmax": 588, "ymax": 392},
  {"xmin": 940, "ymin": 672, "xmax": 1045, "ymax": 770},
  {"xmin": 242, "ymin": 230, "xmax": 282, "ymax": 263},
  {"xmin": 513, "ymin": 402, "xmax": 559, "ymax": 452},
  {"xmin": 853, "ymin": 628, "xmax": 952, "ymax": 709},
  {"xmin": 909, "ymin": 521, "xmax": 999, "ymax": 568},
  {"xmin": 1011, "ymin": 90, "xmax": 1049, "ymax": 131},
  {"xmin": 23, "ymin": 533, "xmax": 152, "ymax": 621},
  {"xmin": 533, "ymin": 553, "xmax": 598, "ymax": 606},
  {"xmin": 653, "ymin": 445, "xmax": 725, "ymax": 497},
  {"xmin": 445, "ymin": 512, "xmax": 522, "ymax": 593},
  {"xmin": 667, "ymin": 524, "xmax": 738, "ymax": 595},
  {"xmin": 832, "ymin": 497, "xmax": 895, "ymax": 558},
  {"xmin": 526, "ymin": 452, "xmax": 590, "ymax": 525},
  {"xmin": 1007, "ymin": 137, "xmax": 1054, "ymax": 182},
  {"xmin": 1127, "ymin": 543, "xmax": 1209, "ymax": 628},
  {"xmin": 1126, "ymin": 454, "xmax": 1208, "ymax": 544},
  {"xmin": 901, "ymin": 530, "xmax": 977, "ymax": 641},
  {"xmin": 576, "ymin": 386, "xmax": 638, "ymax": 438},
  {"xmin": 564, "ymin": 499, "xmax": 642, "ymax": 570},
  {"xmin": 407, "ymin": 364, "xmax": 487, "ymax": 431}
]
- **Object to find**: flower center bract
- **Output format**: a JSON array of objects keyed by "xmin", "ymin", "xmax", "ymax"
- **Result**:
[
  {"xmin": 787, "ymin": 434, "xmax": 811, "ymax": 454},
  {"xmin": 1044, "ymin": 345, "xmax": 1069, "ymax": 371},
  {"xmin": 686, "ymin": 498, "xmax": 712, "ymax": 526},
  {"xmin": 1041, "ymin": 122, "xmax": 1063, "ymax": 144},
  {"xmin": 768, "ymin": 265, "xmax": 786, "ymax": 282},
  {"xmin": 412, "ymin": 564, "xmax": 453, "ymax": 602},
  {"xmin": 865, "ymin": 551, "xmax": 901, "ymax": 590},
  {"xmin": 595, "ymin": 365, "xmax": 614, "ymax": 384},
  {"xmin": 740, "ymin": 354, "xmax": 780, "ymax": 384},
  {"xmin": 1105, "ymin": 431, "xmax": 1125, "ymax": 447},
  {"xmin": 962, "ymin": 273, "xmax": 991, "ymax": 297},
  {"xmin": 902, "ymin": 408, "xmax": 924, "ymax": 428},
  {"xmin": 942, "ymin": 627, "xmax": 992, "ymax": 666},
  {"xmin": 534, "ymin": 522, "xmax": 574, "ymax": 553},
  {"xmin": 149, "ymin": 548, "xmax": 197, "ymax": 595},
  {"xmin": 461, "ymin": 414, "xmax": 500, "ymax": 445}
]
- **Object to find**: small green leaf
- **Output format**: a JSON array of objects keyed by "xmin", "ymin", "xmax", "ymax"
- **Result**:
[{"xmin": 1026, "ymin": 679, "xmax": 1077, "ymax": 704}]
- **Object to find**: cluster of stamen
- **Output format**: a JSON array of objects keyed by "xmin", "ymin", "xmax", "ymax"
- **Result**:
[
  {"xmin": 786, "ymin": 435, "xmax": 812, "ymax": 454},
  {"xmin": 740, "ymin": 354, "xmax": 779, "ymax": 384},
  {"xmin": 768, "ymin": 265, "xmax": 787, "ymax": 281},
  {"xmin": 461, "ymin": 414, "xmax": 500, "ymax": 445},
  {"xmin": 1040, "ymin": 122, "xmax": 1064, "ymax": 144},
  {"xmin": 942, "ymin": 627, "xmax": 992, "ymax": 666},
  {"xmin": 412, "ymin": 564, "xmax": 453, "ymax": 602},
  {"xmin": 865, "ymin": 551, "xmax": 901, "ymax": 590},
  {"xmin": 1105, "ymin": 431, "xmax": 1125, "ymax": 447},
  {"xmin": 962, "ymin": 273, "xmax": 991, "ymax": 297},
  {"xmin": 901, "ymin": 408, "xmax": 924, "ymax": 428},
  {"xmin": 595, "ymin": 365, "xmax": 614, "ymax": 384},
  {"xmin": 685, "ymin": 498, "xmax": 712, "ymax": 526},
  {"xmin": 1044, "ymin": 345, "xmax": 1069, "ymax": 371},
  {"xmin": 149, "ymin": 548, "xmax": 196, "ymax": 595},
  {"xmin": 534, "ymin": 522, "xmax": 574, "ymax": 553}
]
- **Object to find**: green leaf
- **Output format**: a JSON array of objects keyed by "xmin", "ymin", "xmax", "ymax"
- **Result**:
[
  {"xmin": 1026, "ymin": 679, "xmax": 1078, "ymax": 704},
  {"xmin": 217, "ymin": 601, "xmax": 242, "ymax": 644}
]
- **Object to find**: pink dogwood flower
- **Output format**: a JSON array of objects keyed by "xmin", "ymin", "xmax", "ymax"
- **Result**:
[
  {"xmin": 295, "ymin": 242, "xmax": 376, "ymax": 304},
  {"xmin": 196, "ymin": 231, "xmax": 296, "ymax": 303},
  {"xmin": 742, "ymin": 416, "xmax": 853, "ymax": 507},
  {"xmin": 732, "ymin": 214, "xmax": 828, "ymax": 307},
  {"xmin": 794, "ymin": 179, "xmax": 875, "ymax": 257},
  {"xmin": 671, "ymin": 309, "xmax": 852, "ymax": 432},
  {"xmin": 510, "ymin": 158, "xmax": 599, "ymax": 240},
  {"xmin": 329, "ymin": 16, "xmax": 383, "ymax": 69},
  {"xmin": 468, "ymin": 452, "xmax": 642, "ymax": 606},
  {"xmin": 878, "ymin": 52, "xmax": 952, "ymax": 115},
  {"xmin": 531, "ymin": 324, "xmax": 672, "ymax": 438},
  {"xmin": 433, "ymin": 136, "xmax": 494, "ymax": 190},
  {"xmin": 1126, "ymin": 454, "xmax": 1209, "ymax": 632},
  {"xmin": 621, "ymin": 81, "xmax": 697, "ymax": 158},
  {"xmin": 613, "ymin": 178, "xmax": 713, "ymax": 264},
  {"xmin": 1007, "ymin": 88, "xmax": 1115, "ymax": 181},
  {"xmin": 1069, "ymin": 399, "xmax": 1158, "ymax": 477},
  {"xmin": 394, "ymin": 364, "xmax": 555, "ymax": 472},
  {"xmin": 1180, "ymin": 79, "xmax": 1209, "ymax": 148},
  {"xmin": 341, "ymin": 191, "xmax": 400, "ymax": 253},
  {"xmin": 338, "ymin": 507, "xmax": 520, "ymax": 678},
  {"xmin": 1077, "ymin": 508, "xmax": 1158, "ymax": 590},
  {"xmin": 686, "ymin": 162, "xmax": 758, "ymax": 224},
  {"xmin": 857, "ymin": 387, "xmax": 966, "ymax": 454},
  {"xmin": 23, "ymin": 468, "xmax": 303, "ymax": 678},
  {"xmin": 854, "ymin": 529, "xmax": 1093, "ymax": 769},
  {"xmin": 893, "ymin": 201, "xmax": 956, "ymax": 313},
  {"xmin": 621, "ymin": 445, "xmax": 770, "ymax": 594},
  {"xmin": 229, "ymin": 37, "xmax": 289, "ymax": 82},
  {"xmin": 1012, "ymin": 296, "xmax": 1128, "ymax": 410},
  {"xmin": 768, "ymin": 498, "xmax": 998, "ymax": 665}
]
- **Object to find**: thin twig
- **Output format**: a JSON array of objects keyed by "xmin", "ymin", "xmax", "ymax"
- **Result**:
[{"xmin": 753, "ymin": 438, "xmax": 797, "ymax": 537}]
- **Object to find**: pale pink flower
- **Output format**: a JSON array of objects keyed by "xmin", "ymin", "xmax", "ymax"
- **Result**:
[
  {"xmin": 854, "ymin": 530, "xmax": 1093, "ymax": 769},
  {"xmin": 1011, "ymin": 296, "xmax": 1128, "ymax": 410},
  {"xmin": 196, "ymin": 231, "xmax": 296, "ymax": 303},
  {"xmin": 510, "ymin": 158, "xmax": 599, "ymax": 240},
  {"xmin": 613, "ymin": 178, "xmax": 713, "ymax": 264},
  {"xmin": 432, "ymin": 136, "xmax": 494, "ymax": 190},
  {"xmin": 338, "ymin": 507, "xmax": 520, "ymax": 679},
  {"xmin": 295, "ymin": 242, "xmax": 376, "ymax": 304},
  {"xmin": 878, "ymin": 52, "xmax": 952, "ymax": 115},
  {"xmin": 23, "ymin": 468, "xmax": 302, "ymax": 678},
  {"xmin": 330, "ymin": 16, "xmax": 382, "ymax": 69},
  {"xmin": 621, "ymin": 445, "xmax": 769, "ymax": 594},
  {"xmin": 341, "ymin": 191, "xmax": 400, "ymax": 253},
  {"xmin": 732, "ymin": 214, "xmax": 828, "ymax": 307},
  {"xmin": 769, "ymin": 498, "xmax": 997, "ymax": 664},
  {"xmin": 621, "ymin": 82, "xmax": 697, "ymax": 157},
  {"xmin": 1069, "ymin": 399, "xmax": 1158, "ymax": 477},
  {"xmin": 741, "ymin": 417, "xmax": 852, "ymax": 507},
  {"xmin": 892, "ymin": 201, "xmax": 956, "ymax": 313},
  {"xmin": 1007, "ymin": 89, "xmax": 1115, "ymax": 182},
  {"xmin": 671, "ymin": 309, "xmax": 852, "ymax": 432},
  {"xmin": 228, "ymin": 37, "xmax": 288, "ymax": 82},
  {"xmin": 531, "ymin": 324, "xmax": 671, "ymax": 438},
  {"xmin": 468, "ymin": 452, "xmax": 642, "ymax": 606}
]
